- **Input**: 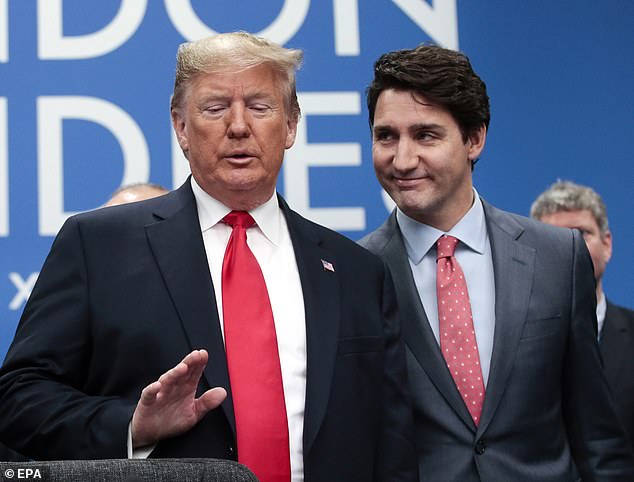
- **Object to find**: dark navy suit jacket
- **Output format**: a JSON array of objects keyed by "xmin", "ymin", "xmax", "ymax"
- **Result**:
[
  {"xmin": 602, "ymin": 300, "xmax": 634, "ymax": 446},
  {"xmin": 0, "ymin": 180, "xmax": 417, "ymax": 481}
]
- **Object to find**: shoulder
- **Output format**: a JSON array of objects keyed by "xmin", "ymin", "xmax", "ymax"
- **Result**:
[
  {"xmin": 358, "ymin": 212, "xmax": 398, "ymax": 255},
  {"xmin": 281, "ymin": 199, "xmax": 387, "ymax": 270},
  {"xmin": 607, "ymin": 300, "xmax": 634, "ymax": 324},
  {"xmin": 67, "ymin": 184, "xmax": 189, "ymax": 234},
  {"xmin": 482, "ymin": 198, "xmax": 580, "ymax": 248}
]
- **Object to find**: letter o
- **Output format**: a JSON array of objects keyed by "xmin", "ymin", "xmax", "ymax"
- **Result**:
[{"xmin": 164, "ymin": 0, "xmax": 310, "ymax": 45}]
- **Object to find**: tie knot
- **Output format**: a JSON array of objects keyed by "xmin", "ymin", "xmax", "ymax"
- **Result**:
[
  {"xmin": 437, "ymin": 234, "xmax": 459, "ymax": 259},
  {"xmin": 223, "ymin": 211, "xmax": 256, "ymax": 229}
]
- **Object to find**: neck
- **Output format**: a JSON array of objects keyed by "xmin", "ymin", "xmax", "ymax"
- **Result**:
[{"xmin": 428, "ymin": 188, "xmax": 475, "ymax": 232}]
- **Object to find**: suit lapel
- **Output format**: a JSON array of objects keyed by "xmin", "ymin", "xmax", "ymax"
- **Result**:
[
  {"xmin": 380, "ymin": 213, "xmax": 475, "ymax": 429},
  {"xmin": 279, "ymin": 198, "xmax": 341, "ymax": 456},
  {"xmin": 477, "ymin": 201, "xmax": 535, "ymax": 434},
  {"xmin": 145, "ymin": 181, "xmax": 235, "ymax": 432}
]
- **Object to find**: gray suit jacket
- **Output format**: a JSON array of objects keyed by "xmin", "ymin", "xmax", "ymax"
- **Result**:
[{"xmin": 360, "ymin": 199, "xmax": 634, "ymax": 481}]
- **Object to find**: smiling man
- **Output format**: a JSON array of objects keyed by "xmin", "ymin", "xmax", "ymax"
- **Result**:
[
  {"xmin": 360, "ymin": 44, "xmax": 634, "ymax": 481},
  {"xmin": 0, "ymin": 33, "xmax": 417, "ymax": 482}
]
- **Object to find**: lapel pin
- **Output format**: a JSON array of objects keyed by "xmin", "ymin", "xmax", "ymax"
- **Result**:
[{"xmin": 321, "ymin": 259, "xmax": 335, "ymax": 272}]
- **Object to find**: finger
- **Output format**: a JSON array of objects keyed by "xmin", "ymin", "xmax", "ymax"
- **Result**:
[
  {"xmin": 159, "ymin": 349, "xmax": 204, "ymax": 386},
  {"xmin": 182, "ymin": 349, "xmax": 207, "ymax": 368},
  {"xmin": 183, "ymin": 351, "xmax": 208, "ymax": 386},
  {"xmin": 157, "ymin": 361, "xmax": 188, "ymax": 388},
  {"xmin": 175, "ymin": 350, "xmax": 206, "ymax": 388},
  {"xmin": 139, "ymin": 381, "xmax": 162, "ymax": 406},
  {"xmin": 155, "ymin": 351, "xmax": 206, "ymax": 398}
]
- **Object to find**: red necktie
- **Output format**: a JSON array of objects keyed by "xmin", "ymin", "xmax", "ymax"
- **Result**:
[
  {"xmin": 222, "ymin": 211, "xmax": 290, "ymax": 482},
  {"xmin": 436, "ymin": 234, "xmax": 485, "ymax": 425}
]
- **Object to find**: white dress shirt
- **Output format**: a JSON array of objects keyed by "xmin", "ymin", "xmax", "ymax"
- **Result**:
[
  {"xmin": 596, "ymin": 292, "xmax": 606, "ymax": 341},
  {"xmin": 396, "ymin": 190, "xmax": 496, "ymax": 386},
  {"xmin": 192, "ymin": 178, "xmax": 307, "ymax": 481},
  {"xmin": 130, "ymin": 179, "xmax": 307, "ymax": 481}
]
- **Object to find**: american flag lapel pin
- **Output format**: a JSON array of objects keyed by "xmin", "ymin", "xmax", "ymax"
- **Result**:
[{"xmin": 321, "ymin": 259, "xmax": 335, "ymax": 272}]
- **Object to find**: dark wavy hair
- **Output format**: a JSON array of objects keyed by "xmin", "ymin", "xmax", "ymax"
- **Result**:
[{"xmin": 367, "ymin": 44, "xmax": 490, "ymax": 143}]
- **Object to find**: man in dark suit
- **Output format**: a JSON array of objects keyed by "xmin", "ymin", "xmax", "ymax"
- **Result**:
[
  {"xmin": 0, "ymin": 32, "xmax": 417, "ymax": 482},
  {"xmin": 360, "ymin": 44, "xmax": 634, "ymax": 480},
  {"xmin": 532, "ymin": 180, "xmax": 634, "ymax": 445}
]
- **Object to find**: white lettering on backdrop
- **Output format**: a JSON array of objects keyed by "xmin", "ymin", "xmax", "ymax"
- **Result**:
[
  {"xmin": 0, "ymin": 0, "xmax": 457, "ymax": 236},
  {"xmin": 37, "ymin": 96, "xmax": 150, "ymax": 235},
  {"xmin": 165, "ymin": 0, "xmax": 310, "ymax": 47},
  {"xmin": 8, "ymin": 272, "xmax": 38, "ymax": 311},
  {"xmin": 0, "ymin": 97, "xmax": 7, "ymax": 236},
  {"xmin": 285, "ymin": 92, "xmax": 365, "ymax": 231},
  {"xmin": 37, "ymin": 0, "xmax": 148, "ymax": 59},
  {"xmin": 0, "ymin": 0, "xmax": 7, "ymax": 62}
]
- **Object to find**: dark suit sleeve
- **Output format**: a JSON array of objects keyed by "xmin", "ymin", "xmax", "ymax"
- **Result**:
[
  {"xmin": 0, "ymin": 216, "xmax": 135, "ymax": 460},
  {"xmin": 374, "ymin": 265, "xmax": 419, "ymax": 481},
  {"xmin": 563, "ymin": 231, "xmax": 634, "ymax": 480}
]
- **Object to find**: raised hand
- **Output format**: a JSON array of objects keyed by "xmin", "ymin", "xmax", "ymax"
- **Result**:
[{"xmin": 130, "ymin": 349, "xmax": 227, "ymax": 448}]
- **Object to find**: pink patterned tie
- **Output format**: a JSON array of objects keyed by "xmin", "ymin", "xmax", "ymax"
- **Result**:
[
  {"xmin": 222, "ymin": 211, "xmax": 290, "ymax": 482},
  {"xmin": 436, "ymin": 234, "xmax": 485, "ymax": 425}
]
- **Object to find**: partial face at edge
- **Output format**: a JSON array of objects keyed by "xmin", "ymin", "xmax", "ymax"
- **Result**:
[{"xmin": 538, "ymin": 209, "xmax": 612, "ymax": 281}]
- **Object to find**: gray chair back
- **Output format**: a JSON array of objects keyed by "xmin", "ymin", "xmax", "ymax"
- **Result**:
[{"xmin": 0, "ymin": 458, "xmax": 259, "ymax": 481}]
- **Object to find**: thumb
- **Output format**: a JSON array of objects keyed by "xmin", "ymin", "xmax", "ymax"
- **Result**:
[{"xmin": 195, "ymin": 387, "xmax": 227, "ymax": 416}]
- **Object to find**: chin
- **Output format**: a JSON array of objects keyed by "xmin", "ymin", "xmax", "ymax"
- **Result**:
[
  {"xmin": 222, "ymin": 173, "xmax": 261, "ymax": 190},
  {"xmin": 396, "ymin": 191, "xmax": 426, "ymax": 209}
]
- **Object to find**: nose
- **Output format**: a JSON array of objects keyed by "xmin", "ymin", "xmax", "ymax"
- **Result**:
[
  {"xmin": 227, "ymin": 103, "xmax": 249, "ymax": 138},
  {"xmin": 392, "ymin": 138, "xmax": 418, "ymax": 173}
]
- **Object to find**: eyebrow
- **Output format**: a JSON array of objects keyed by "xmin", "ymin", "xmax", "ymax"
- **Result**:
[
  {"xmin": 196, "ymin": 91, "xmax": 277, "ymax": 105},
  {"xmin": 195, "ymin": 92, "xmax": 230, "ymax": 104},
  {"xmin": 372, "ymin": 122, "xmax": 445, "ymax": 133}
]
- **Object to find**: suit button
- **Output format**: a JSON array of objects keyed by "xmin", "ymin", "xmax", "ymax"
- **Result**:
[
  {"xmin": 475, "ymin": 440, "xmax": 486, "ymax": 455},
  {"xmin": 227, "ymin": 445, "xmax": 236, "ymax": 459}
]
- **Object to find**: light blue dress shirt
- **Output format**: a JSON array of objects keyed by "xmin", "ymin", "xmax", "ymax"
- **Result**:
[{"xmin": 396, "ymin": 190, "xmax": 496, "ymax": 386}]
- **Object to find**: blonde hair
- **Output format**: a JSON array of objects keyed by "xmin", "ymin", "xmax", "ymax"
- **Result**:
[
  {"xmin": 531, "ymin": 180, "xmax": 609, "ymax": 235},
  {"xmin": 171, "ymin": 31, "xmax": 303, "ymax": 121}
]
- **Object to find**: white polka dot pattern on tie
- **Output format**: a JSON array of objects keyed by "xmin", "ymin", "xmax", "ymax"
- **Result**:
[{"xmin": 436, "ymin": 234, "xmax": 485, "ymax": 425}]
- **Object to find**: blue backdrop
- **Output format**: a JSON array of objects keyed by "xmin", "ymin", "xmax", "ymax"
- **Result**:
[{"xmin": 1, "ymin": 1, "xmax": 633, "ymax": 360}]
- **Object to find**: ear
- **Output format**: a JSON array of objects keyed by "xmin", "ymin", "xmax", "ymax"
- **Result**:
[
  {"xmin": 466, "ymin": 124, "xmax": 487, "ymax": 162},
  {"xmin": 171, "ymin": 108, "xmax": 189, "ymax": 153},
  {"xmin": 602, "ymin": 230, "xmax": 613, "ymax": 264},
  {"xmin": 285, "ymin": 115, "xmax": 299, "ymax": 150}
]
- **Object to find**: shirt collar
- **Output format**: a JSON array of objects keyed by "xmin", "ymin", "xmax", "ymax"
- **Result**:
[
  {"xmin": 596, "ymin": 291, "xmax": 606, "ymax": 338},
  {"xmin": 190, "ymin": 177, "xmax": 282, "ymax": 246},
  {"xmin": 396, "ymin": 188, "xmax": 487, "ymax": 264}
]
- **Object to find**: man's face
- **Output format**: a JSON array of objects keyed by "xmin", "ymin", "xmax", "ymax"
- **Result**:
[
  {"xmin": 538, "ymin": 209, "xmax": 612, "ymax": 282},
  {"xmin": 171, "ymin": 64, "xmax": 298, "ymax": 210},
  {"xmin": 372, "ymin": 89, "xmax": 486, "ymax": 231}
]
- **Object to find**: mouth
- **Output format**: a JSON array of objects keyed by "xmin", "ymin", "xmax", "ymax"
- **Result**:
[
  {"xmin": 224, "ymin": 152, "xmax": 256, "ymax": 163},
  {"xmin": 393, "ymin": 175, "xmax": 430, "ymax": 188}
]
